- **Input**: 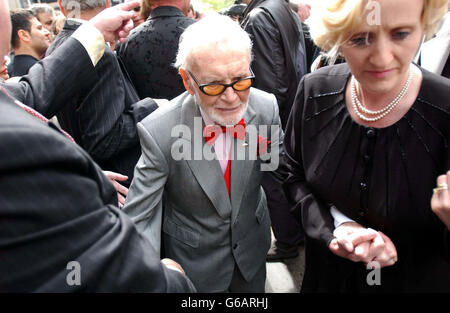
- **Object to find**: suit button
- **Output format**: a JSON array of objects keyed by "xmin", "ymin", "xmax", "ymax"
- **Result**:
[
  {"xmin": 366, "ymin": 129, "xmax": 375, "ymax": 139},
  {"xmin": 359, "ymin": 210, "xmax": 365, "ymax": 217},
  {"xmin": 360, "ymin": 182, "xmax": 367, "ymax": 191},
  {"xmin": 233, "ymin": 243, "xmax": 238, "ymax": 250},
  {"xmin": 363, "ymin": 155, "xmax": 371, "ymax": 163}
]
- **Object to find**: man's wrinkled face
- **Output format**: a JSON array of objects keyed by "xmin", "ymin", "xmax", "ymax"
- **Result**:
[{"xmin": 183, "ymin": 44, "xmax": 252, "ymax": 126}]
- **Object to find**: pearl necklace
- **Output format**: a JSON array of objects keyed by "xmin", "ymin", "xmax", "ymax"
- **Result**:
[{"xmin": 351, "ymin": 69, "xmax": 413, "ymax": 122}]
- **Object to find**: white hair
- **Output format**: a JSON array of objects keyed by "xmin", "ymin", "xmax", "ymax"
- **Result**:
[{"xmin": 174, "ymin": 13, "xmax": 253, "ymax": 70}]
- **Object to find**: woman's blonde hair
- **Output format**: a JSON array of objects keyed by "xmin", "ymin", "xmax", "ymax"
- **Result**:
[{"xmin": 308, "ymin": 0, "xmax": 449, "ymax": 53}]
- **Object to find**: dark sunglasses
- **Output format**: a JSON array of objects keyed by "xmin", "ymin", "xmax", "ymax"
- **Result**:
[
  {"xmin": 187, "ymin": 69, "xmax": 255, "ymax": 96},
  {"xmin": 133, "ymin": 6, "xmax": 141, "ymax": 12}
]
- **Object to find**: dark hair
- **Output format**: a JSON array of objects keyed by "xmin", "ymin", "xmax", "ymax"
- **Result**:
[{"xmin": 10, "ymin": 9, "xmax": 34, "ymax": 49}]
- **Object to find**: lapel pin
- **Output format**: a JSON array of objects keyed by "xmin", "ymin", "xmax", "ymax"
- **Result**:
[{"xmin": 242, "ymin": 142, "xmax": 249, "ymax": 147}]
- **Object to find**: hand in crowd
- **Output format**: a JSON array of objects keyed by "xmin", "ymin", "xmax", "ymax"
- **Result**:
[
  {"xmin": 90, "ymin": 0, "xmax": 140, "ymax": 43},
  {"xmin": 329, "ymin": 221, "xmax": 398, "ymax": 268},
  {"xmin": 431, "ymin": 171, "xmax": 450, "ymax": 230},
  {"xmin": 102, "ymin": 170, "xmax": 129, "ymax": 207},
  {"xmin": 161, "ymin": 258, "xmax": 186, "ymax": 275}
]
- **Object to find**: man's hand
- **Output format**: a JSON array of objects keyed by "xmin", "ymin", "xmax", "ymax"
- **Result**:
[
  {"xmin": 431, "ymin": 171, "xmax": 450, "ymax": 230},
  {"xmin": 329, "ymin": 222, "xmax": 377, "ymax": 262},
  {"xmin": 161, "ymin": 258, "xmax": 186, "ymax": 275},
  {"xmin": 329, "ymin": 222, "xmax": 398, "ymax": 268},
  {"xmin": 90, "ymin": 0, "xmax": 140, "ymax": 43},
  {"xmin": 102, "ymin": 170, "xmax": 129, "ymax": 207}
]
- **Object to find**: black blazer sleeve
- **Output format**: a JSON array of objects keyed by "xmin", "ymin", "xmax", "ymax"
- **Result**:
[
  {"xmin": 0, "ymin": 97, "xmax": 195, "ymax": 292},
  {"xmin": 283, "ymin": 77, "xmax": 335, "ymax": 248}
]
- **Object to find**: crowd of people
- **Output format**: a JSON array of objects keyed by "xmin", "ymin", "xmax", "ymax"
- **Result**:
[{"xmin": 0, "ymin": 0, "xmax": 449, "ymax": 293}]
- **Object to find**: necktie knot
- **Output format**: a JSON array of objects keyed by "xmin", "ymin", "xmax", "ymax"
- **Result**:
[{"xmin": 203, "ymin": 118, "xmax": 246, "ymax": 145}]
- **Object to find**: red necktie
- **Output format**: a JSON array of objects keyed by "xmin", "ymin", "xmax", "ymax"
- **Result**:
[{"xmin": 203, "ymin": 118, "xmax": 246, "ymax": 197}]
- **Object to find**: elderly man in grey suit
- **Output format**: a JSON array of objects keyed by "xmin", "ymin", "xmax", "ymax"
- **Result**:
[{"xmin": 123, "ymin": 14, "xmax": 283, "ymax": 292}]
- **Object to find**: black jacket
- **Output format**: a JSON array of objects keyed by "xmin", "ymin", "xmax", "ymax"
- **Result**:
[
  {"xmin": 284, "ymin": 63, "xmax": 450, "ymax": 292},
  {"xmin": 118, "ymin": 6, "xmax": 196, "ymax": 100},
  {"xmin": 0, "ymin": 37, "xmax": 195, "ymax": 292},
  {"xmin": 44, "ymin": 20, "xmax": 158, "ymax": 185},
  {"xmin": 241, "ymin": 0, "xmax": 308, "ymax": 128},
  {"xmin": 7, "ymin": 54, "xmax": 38, "ymax": 77}
]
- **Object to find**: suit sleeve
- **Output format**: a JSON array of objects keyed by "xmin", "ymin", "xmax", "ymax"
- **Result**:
[
  {"xmin": 282, "ymin": 77, "xmax": 335, "ymax": 248},
  {"xmin": 0, "ymin": 113, "xmax": 195, "ymax": 292},
  {"xmin": 122, "ymin": 122, "xmax": 169, "ymax": 256},
  {"xmin": 70, "ymin": 48, "xmax": 158, "ymax": 161},
  {"xmin": 87, "ymin": 97, "xmax": 158, "ymax": 160},
  {"xmin": 3, "ymin": 38, "xmax": 98, "ymax": 117}
]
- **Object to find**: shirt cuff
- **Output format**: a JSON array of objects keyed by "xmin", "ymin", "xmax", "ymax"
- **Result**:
[
  {"xmin": 71, "ymin": 22, "xmax": 105, "ymax": 66},
  {"xmin": 164, "ymin": 264, "xmax": 184, "ymax": 274},
  {"xmin": 330, "ymin": 206, "xmax": 355, "ymax": 228}
]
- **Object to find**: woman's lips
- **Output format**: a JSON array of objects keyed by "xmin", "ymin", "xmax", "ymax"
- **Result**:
[{"xmin": 367, "ymin": 69, "xmax": 394, "ymax": 79}]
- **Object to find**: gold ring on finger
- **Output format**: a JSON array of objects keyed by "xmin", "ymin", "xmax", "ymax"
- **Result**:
[{"xmin": 433, "ymin": 184, "xmax": 448, "ymax": 194}]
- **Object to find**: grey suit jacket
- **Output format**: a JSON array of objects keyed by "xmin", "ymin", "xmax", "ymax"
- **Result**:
[{"xmin": 123, "ymin": 88, "xmax": 282, "ymax": 292}]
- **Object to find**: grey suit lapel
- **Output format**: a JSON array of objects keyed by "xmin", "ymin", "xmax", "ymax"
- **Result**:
[
  {"xmin": 230, "ymin": 102, "xmax": 257, "ymax": 225},
  {"xmin": 180, "ymin": 96, "xmax": 233, "ymax": 219}
]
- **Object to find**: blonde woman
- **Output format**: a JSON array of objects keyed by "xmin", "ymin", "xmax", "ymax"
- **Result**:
[{"xmin": 284, "ymin": 0, "xmax": 450, "ymax": 292}]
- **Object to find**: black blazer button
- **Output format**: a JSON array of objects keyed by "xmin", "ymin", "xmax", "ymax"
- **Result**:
[
  {"xmin": 360, "ymin": 182, "xmax": 367, "ymax": 191},
  {"xmin": 366, "ymin": 129, "xmax": 375, "ymax": 138},
  {"xmin": 233, "ymin": 243, "xmax": 238, "ymax": 250}
]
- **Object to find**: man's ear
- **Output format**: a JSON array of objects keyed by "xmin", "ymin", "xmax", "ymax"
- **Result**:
[
  {"xmin": 57, "ymin": 0, "xmax": 66, "ymax": 16},
  {"xmin": 17, "ymin": 29, "xmax": 31, "ymax": 43},
  {"xmin": 179, "ymin": 68, "xmax": 195, "ymax": 95}
]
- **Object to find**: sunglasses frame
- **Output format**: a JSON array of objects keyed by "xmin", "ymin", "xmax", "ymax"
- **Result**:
[{"xmin": 187, "ymin": 68, "xmax": 255, "ymax": 96}]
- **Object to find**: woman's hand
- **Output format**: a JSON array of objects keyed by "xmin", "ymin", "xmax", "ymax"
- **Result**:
[
  {"xmin": 431, "ymin": 171, "xmax": 450, "ymax": 230},
  {"xmin": 329, "ymin": 222, "xmax": 398, "ymax": 268}
]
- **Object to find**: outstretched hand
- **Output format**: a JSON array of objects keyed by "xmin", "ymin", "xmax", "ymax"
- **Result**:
[
  {"xmin": 103, "ymin": 170, "xmax": 129, "ymax": 207},
  {"xmin": 90, "ymin": 0, "xmax": 140, "ymax": 43}
]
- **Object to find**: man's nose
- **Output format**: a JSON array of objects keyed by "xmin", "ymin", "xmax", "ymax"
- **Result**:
[{"xmin": 220, "ymin": 85, "xmax": 239, "ymax": 103}]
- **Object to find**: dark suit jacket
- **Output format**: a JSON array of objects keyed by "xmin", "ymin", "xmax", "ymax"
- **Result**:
[
  {"xmin": 117, "ymin": 6, "xmax": 196, "ymax": 100},
  {"xmin": 241, "ymin": 0, "xmax": 307, "ymax": 128},
  {"xmin": 7, "ymin": 54, "xmax": 38, "ymax": 77},
  {"xmin": 0, "ymin": 37, "xmax": 195, "ymax": 292},
  {"xmin": 43, "ymin": 20, "xmax": 158, "ymax": 185}
]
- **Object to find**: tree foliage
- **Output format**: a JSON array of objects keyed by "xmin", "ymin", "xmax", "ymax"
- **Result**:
[{"xmin": 193, "ymin": 0, "xmax": 235, "ymax": 12}]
